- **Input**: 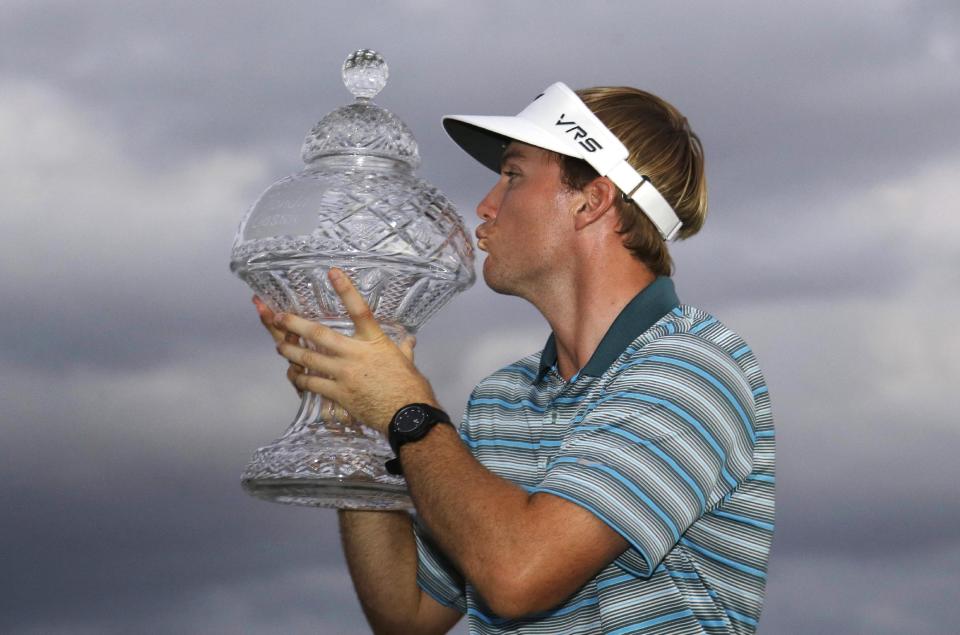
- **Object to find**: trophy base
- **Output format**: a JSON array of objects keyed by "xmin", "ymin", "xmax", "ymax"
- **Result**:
[
  {"xmin": 242, "ymin": 477, "xmax": 411, "ymax": 510},
  {"xmin": 241, "ymin": 421, "xmax": 412, "ymax": 511}
]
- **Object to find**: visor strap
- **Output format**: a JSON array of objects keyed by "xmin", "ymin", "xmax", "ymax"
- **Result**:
[{"xmin": 606, "ymin": 161, "xmax": 682, "ymax": 241}]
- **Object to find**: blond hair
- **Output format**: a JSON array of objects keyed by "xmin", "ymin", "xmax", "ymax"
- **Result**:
[{"xmin": 558, "ymin": 87, "xmax": 708, "ymax": 276}]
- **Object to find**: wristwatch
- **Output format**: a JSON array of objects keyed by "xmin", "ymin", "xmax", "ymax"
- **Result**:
[{"xmin": 385, "ymin": 403, "xmax": 452, "ymax": 475}]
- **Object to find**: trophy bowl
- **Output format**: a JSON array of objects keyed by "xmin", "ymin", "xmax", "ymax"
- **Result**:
[{"xmin": 231, "ymin": 50, "xmax": 475, "ymax": 510}]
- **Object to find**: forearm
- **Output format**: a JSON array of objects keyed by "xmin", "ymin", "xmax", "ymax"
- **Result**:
[
  {"xmin": 337, "ymin": 510, "xmax": 424, "ymax": 634},
  {"xmin": 400, "ymin": 424, "xmax": 538, "ymax": 612}
]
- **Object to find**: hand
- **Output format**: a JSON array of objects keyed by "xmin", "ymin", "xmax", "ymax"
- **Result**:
[
  {"xmin": 252, "ymin": 295, "xmax": 305, "ymax": 397},
  {"xmin": 273, "ymin": 268, "xmax": 437, "ymax": 433}
]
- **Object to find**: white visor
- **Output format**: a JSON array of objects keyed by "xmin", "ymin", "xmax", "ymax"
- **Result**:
[{"xmin": 443, "ymin": 82, "xmax": 682, "ymax": 241}]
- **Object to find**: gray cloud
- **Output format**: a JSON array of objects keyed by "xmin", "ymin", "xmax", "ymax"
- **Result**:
[{"xmin": 2, "ymin": 1, "xmax": 958, "ymax": 633}]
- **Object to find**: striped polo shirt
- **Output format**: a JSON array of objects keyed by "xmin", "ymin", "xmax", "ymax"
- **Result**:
[{"xmin": 415, "ymin": 277, "xmax": 775, "ymax": 634}]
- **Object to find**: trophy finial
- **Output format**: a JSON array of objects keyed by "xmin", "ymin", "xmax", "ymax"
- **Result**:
[{"xmin": 342, "ymin": 49, "xmax": 388, "ymax": 100}]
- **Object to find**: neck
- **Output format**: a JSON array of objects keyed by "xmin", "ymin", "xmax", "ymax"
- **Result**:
[{"xmin": 531, "ymin": 254, "xmax": 656, "ymax": 381}]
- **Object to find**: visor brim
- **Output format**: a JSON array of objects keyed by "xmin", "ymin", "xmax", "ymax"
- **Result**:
[{"xmin": 442, "ymin": 115, "xmax": 580, "ymax": 173}]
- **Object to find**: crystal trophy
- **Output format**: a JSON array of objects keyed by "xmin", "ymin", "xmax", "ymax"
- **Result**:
[{"xmin": 230, "ymin": 50, "xmax": 475, "ymax": 510}]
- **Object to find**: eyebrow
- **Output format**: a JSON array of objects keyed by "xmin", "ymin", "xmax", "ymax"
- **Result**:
[{"xmin": 499, "ymin": 146, "xmax": 527, "ymax": 169}]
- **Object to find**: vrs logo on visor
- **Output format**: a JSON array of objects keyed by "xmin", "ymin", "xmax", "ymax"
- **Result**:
[{"xmin": 555, "ymin": 116, "xmax": 604, "ymax": 152}]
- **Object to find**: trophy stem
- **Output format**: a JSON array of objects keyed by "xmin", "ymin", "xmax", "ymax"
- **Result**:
[{"xmin": 241, "ymin": 382, "xmax": 411, "ymax": 510}]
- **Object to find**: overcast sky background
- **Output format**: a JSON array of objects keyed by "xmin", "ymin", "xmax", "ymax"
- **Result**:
[{"xmin": 2, "ymin": 1, "xmax": 959, "ymax": 633}]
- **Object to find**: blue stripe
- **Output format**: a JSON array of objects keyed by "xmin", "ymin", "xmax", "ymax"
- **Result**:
[
  {"xmin": 668, "ymin": 569, "xmax": 700, "ymax": 580},
  {"xmin": 505, "ymin": 364, "xmax": 537, "ymax": 379},
  {"xmin": 752, "ymin": 385, "xmax": 768, "ymax": 396},
  {"xmin": 468, "ymin": 397, "xmax": 546, "ymax": 413},
  {"xmin": 680, "ymin": 538, "xmax": 767, "ymax": 579},
  {"xmin": 712, "ymin": 509, "xmax": 775, "ymax": 531},
  {"xmin": 608, "ymin": 609, "xmax": 694, "ymax": 635},
  {"xmin": 611, "ymin": 391, "xmax": 737, "ymax": 487},
  {"xmin": 549, "ymin": 456, "xmax": 681, "ymax": 540},
  {"xmin": 534, "ymin": 595, "xmax": 599, "ymax": 618},
  {"xmin": 461, "ymin": 436, "xmax": 562, "ymax": 451},
  {"xmin": 690, "ymin": 317, "xmax": 717, "ymax": 333},
  {"xmin": 530, "ymin": 486, "xmax": 655, "ymax": 576},
  {"xmin": 571, "ymin": 424, "xmax": 707, "ymax": 511},
  {"xmin": 418, "ymin": 582, "xmax": 460, "ymax": 610},
  {"xmin": 466, "ymin": 607, "xmax": 506, "ymax": 625},
  {"xmin": 672, "ymin": 307, "xmax": 683, "ymax": 316},
  {"xmin": 665, "ymin": 322, "xmax": 676, "ymax": 334},
  {"xmin": 597, "ymin": 573, "xmax": 636, "ymax": 589},
  {"xmin": 756, "ymin": 430, "xmax": 775, "ymax": 438},
  {"xmin": 569, "ymin": 371, "xmax": 581, "ymax": 383},
  {"xmin": 727, "ymin": 609, "xmax": 759, "ymax": 626},
  {"xmin": 731, "ymin": 345, "xmax": 750, "ymax": 359},
  {"xmin": 554, "ymin": 395, "xmax": 588, "ymax": 405},
  {"xmin": 747, "ymin": 473, "xmax": 775, "ymax": 483},
  {"xmin": 645, "ymin": 355, "xmax": 755, "ymax": 443},
  {"xmin": 616, "ymin": 558, "xmax": 650, "ymax": 579},
  {"xmin": 699, "ymin": 619, "xmax": 728, "ymax": 628}
]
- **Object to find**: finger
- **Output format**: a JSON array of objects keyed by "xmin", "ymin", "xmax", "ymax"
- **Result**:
[
  {"xmin": 253, "ymin": 296, "xmax": 289, "ymax": 345},
  {"xmin": 293, "ymin": 373, "xmax": 340, "ymax": 402},
  {"xmin": 329, "ymin": 268, "xmax": 383, "ymax": 341},
  {"xmin": 399, "ymin": 335, "xmax": 416, "ymax": 362},
  {"xmin": 286, "ymin": 363, "xmax": 305, "ymax": 387},
  {"xmin": 274, "ymin": 313, "xmax": 348, "ymax": 353},
  {"xmin": 277, "ymin": 341, "xmax": 340, "ymax": 377}
]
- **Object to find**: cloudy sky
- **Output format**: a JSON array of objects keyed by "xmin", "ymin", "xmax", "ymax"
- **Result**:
[{"xmin": 2, "ymin": 1, "xmax": 958, "ymax": 633}]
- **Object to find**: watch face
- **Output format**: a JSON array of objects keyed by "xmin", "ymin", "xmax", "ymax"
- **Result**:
[{"xmin": 396, "ymin": 406, "xmax": 427, "ymax": 433}]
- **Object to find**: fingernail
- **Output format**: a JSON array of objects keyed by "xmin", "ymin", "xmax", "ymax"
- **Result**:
[
  {"xmin": 329, "ymin": 268, "xmax": 343, "ymax": 282},
  {"xmin": 273, "ymin": 313, "xmax": 285, "ymax": 325}
]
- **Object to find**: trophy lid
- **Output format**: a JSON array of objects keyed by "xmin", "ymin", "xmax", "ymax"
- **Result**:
[{"xmin": 301, "ymin": 49, "xmax": 420, "ymax": 168}]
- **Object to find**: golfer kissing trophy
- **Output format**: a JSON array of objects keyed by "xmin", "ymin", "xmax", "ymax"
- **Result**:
[{"xmin": 231, "ymin": 50, "xmax": 475, "ymax": 510}]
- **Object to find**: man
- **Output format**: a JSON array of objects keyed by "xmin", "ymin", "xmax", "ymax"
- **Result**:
[{"xmin": 257, "ymin": 82, "xmax": 775, "ymax": 634}]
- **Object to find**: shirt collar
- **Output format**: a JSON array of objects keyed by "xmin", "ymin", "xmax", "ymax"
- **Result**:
[{"xmin": 537, "ymin": 276, "xmax": 680, "ymax": 381}]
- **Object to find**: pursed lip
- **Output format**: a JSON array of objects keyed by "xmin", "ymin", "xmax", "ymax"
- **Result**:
[{"xmin": 475, "ymin": 226, "xmax": 490, "ymax": 252}]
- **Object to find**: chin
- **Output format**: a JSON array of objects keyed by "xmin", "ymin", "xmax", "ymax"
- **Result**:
[{"xmin": 481, "ymin": 260, "xmax": 515, "ymax": 297}]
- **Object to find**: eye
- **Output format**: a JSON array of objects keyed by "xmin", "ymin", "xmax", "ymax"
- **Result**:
[{"xmin": 501, "ymin": 170, "xmax": 520, "ymax": 182}]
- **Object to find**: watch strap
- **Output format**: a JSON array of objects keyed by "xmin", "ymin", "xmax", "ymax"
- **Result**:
[{"xmin": 385, "ymin": 403, "xmax": 452, "ymax": 476}]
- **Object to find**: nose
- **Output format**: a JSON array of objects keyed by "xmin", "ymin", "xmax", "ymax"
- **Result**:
[{"xmin": 476, "ymin": 179, "xmax": 504, "ymax": 222}]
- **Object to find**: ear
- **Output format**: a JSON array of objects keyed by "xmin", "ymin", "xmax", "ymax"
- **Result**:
[{"xmin": 572, "ymin": 176, "xmax": 619, "ymax": 231}]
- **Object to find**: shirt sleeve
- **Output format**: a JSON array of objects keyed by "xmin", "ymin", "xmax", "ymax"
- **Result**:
[
  {"xmin": 531, "ymin": 336, "xmax": 756, "ymax": 577},
  {"xmin": 413, "ymin": 515, "xmax": 467, "ymax": 613}
]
